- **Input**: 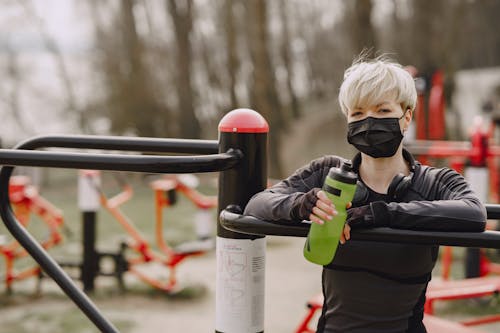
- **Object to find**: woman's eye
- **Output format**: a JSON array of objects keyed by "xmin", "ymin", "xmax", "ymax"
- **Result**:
[{"xmin": 378, "ymin": 108, "xmax": 391, "ymax": 113}]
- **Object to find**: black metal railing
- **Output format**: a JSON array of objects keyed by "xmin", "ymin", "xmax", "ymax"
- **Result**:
[
  {"xmin": 219, "ymin": 204, "xmax": 500, "ymax": 249},
  {"xmin": 4, "ymin": 128, "xmax": 500, "ymax": 332},
  {"xmin": 0, "ymin": 135, "xmax": 240, "ymax": 333}
]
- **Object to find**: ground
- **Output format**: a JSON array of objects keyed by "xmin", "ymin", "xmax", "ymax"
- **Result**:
[
  {"xmin": 0, "ymin": 236, "xmax": 322, "ymax": 333},
  {"xmin": 2, "ymin": 237, "xmax": 500, "ymax": 333}
]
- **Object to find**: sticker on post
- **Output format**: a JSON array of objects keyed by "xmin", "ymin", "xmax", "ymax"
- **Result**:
[{"xmin": 216, "ymin": 237, "xmax": 266, "ymax": 332}]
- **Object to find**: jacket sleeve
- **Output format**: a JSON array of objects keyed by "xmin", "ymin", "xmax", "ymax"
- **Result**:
[
  {"xmin": 243, "ymin": 156, "xmax": 339, "ymax": 222},
  {"xmin": 371, "ymin": 166, "xmax": 487, "ymax": 232}
]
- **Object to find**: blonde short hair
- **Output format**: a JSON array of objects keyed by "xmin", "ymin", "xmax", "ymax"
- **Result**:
[{"xmin": 338, "ymin": 56, "xmax": 417, "ymax": 116}]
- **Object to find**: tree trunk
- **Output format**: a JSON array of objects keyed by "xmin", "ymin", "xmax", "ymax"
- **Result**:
[
  {"xmin": 121, "ymin": 0, "xmax": 163, "ymax": 137},
  {"xmin": 245, "ymin": 0, "xmax": 285, "ymax": 178},
  {"xmin": 348, "ymin": 0, "xmax": 377, "ymax": 53},
  {"xmin": 279, "ymin": 0, "xmax": 300, "ymax": 119},
  {"xmin": 224, "ymin": 0, "xmax": 239, "ymax": 109},
  {"xmin": 168, "ymin": 0, "xmax": 201, "ymax": 139}
]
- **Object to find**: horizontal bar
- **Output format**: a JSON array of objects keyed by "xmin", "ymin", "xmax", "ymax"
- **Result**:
[
  {"xmin": 0, "ymin": 134, "xmax": 225, "ymax": 333},
  {"xmin": 15, "ymin": 134, "xmax": 219, "ymax": 154},
  {"xmin": 0, "ymin": 149, "xmax": 240, "ymax": 174},
  {"xmin": 220, "ymin": 209, "xmax": 500, "ymax": 249},
  {"xmin": 485, "ymin": 203, "xmax": 500, "ymax": 219}
]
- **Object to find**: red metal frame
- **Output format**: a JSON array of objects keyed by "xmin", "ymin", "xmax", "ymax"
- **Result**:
[
  {"xmin": 425, "ymin": 276, "xmax": 500, "ymax": 315},
  {"xmin": 295, "ymin": 290, "xmax": 497, "ymax": 333},
  {"xmin": 428, "ymin": 70, "xmax": 446, "ymax": 140},
  {"xmin": 99, "ymin": 175, "xmax": 217, "ymax": 292},
  {"xmin": 0, "ymin": 176, "xmax": 65, "ymax": 291}
]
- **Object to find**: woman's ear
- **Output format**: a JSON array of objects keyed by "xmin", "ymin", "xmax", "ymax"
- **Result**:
[{"xmin": 403, "ymin": 108, "xmax": 413, "ymax": 131}]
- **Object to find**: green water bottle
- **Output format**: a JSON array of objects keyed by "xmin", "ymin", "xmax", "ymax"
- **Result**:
[{"xmin": 304, "ymin": 160, "xmax": 357, "ymax": 265}]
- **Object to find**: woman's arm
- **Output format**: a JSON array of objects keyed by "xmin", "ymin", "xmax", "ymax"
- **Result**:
[
  {"xmin": 350, "ymin": 166, "xmax": 487, "ymax": 232},
  {"xmin": 243, "ymin": 156, "xmax": 338, "ymax": 222}
]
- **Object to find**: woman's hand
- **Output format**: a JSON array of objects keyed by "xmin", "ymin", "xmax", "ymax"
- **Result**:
[
  {"xmin": 308, "ymin": 190, "xmax": 337, "ymax": 225},
  {"xmin": 309, "ymin": 191, "xmax": 352, "ymax": 244},
  {"xmin": 340, "ymin": 202, "xmax": 352, "ymax": 244}
]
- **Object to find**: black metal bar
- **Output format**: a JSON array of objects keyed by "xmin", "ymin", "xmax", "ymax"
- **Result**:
[
  {"xmin": 15, "ymin": 134, "xmax": 219, "ymax": 154},
  {"xmin": 217, "ymin": 136, "xmax": 266, "ymax": 239},
  {"xmin": 485, "ymin": 203, "xmax": 500, "ymax": 219},
  {"xmin": 0, "ymin": 165, "xmax": 119, "ymax": 333},
  {"xmin": 219, "ymin": 209, "xmax": 500, "ymax": 249},
  {"xmin": 0, "ymin": 134, "xmax": 239, "ymax": 333},
  {"xmin": 82, "ymin": 212, "xmax": 97, "ymax": 292},
  {"xmin": 0, "ymin": 149, "xmax": 240, "ymax": 174}
]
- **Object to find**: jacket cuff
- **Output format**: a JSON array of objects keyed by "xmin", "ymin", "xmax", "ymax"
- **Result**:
[
  {"xmin": 289, "ymin": 192, "xmax": 305, "ymax": 221},
  {"xmin": 370, "ymin": 201, "xmax": 391, "ymax": 227}
]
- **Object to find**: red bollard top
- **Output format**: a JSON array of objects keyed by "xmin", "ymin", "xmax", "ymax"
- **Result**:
[{"xmin": 218, "ymin": 108, "xmax": 269, "ymax": 133}]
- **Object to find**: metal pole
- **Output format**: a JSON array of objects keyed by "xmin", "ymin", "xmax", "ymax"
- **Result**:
[
  {"xmin": 216, "ymin": 109, "xmax": 268, "ymax": 333},
  {"xmin": 82, "ymin": 211, "xmax": 97, "ymax": 292},
  {"xmin": 0, "ymin": 166, "xmax": 119, "ymax": 333},
  {"xmin": 78, "ymin": 170, "xmax": 101, "ymax": 292}
]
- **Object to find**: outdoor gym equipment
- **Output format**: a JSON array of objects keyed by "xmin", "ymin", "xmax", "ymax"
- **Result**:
[
  {"xmin": 2, "ymin": 109, "xmax": 500, "ymax": 332},
  {"xmin": 220, "ymin": 208, "xmax": 500, "ymax": 333},
  {"xmin": 0, "ymin": 109, "xmax": 265, "ymax": 333},
  {"xmin": 0, "ymin": 175, "xmax": 64, "ymax": 292},
  {"xmin": 94, "ymin": 173, "xmax": 217, "ymax": 292}
]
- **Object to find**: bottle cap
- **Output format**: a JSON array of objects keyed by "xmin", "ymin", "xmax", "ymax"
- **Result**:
[{"xmin": 328, "ymin": 160, "xmax": 357, "ymax": 184}]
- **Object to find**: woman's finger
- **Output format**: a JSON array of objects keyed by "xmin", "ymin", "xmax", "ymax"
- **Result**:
[
  {"xmin": 343, "ymin": 223, "xmax": 351, "ymax": 241},
  {"xmin": 312, "ymin": 206, "xmax": 332, "ymax": 221},
  {"xmin": 309, "ymin": 213, "xmax": 324, "ymax": 225},
  {"xmin": 316, "ymin": 199, "xmax": 337, "ymax": 215}
]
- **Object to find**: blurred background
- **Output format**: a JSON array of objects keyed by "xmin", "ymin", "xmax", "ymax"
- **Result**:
[
  {"xmin": 1, "ymin": 1, "xmax": 500, "ymax": 332},
  {"xmin": 1, "ymin": 0, "xmax": 499, "ymax": 177}
]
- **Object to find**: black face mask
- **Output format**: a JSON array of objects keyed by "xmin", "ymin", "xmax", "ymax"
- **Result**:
[{"xmin": 347, "ymin": 116, "xmax": 404, "ymax": 158}]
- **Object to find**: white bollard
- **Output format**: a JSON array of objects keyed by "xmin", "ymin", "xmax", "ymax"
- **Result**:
[
  {"xmin": 78, "ymin": 170, "xmax": 101, "ymax": 212},
  {"xmin": 195, "ymin": 209, "xmax": 214, "ymax": 240},
  {"xmin": 464, "ymin": 167, "xmax": 489, "ymax": 203}
]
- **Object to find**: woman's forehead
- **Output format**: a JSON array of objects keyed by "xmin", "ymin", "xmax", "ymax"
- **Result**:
[
  {"xmin": 350, "ymin": 89, "xmax": 398, "ymax": 108},
  {"xmin": 353, "ymin": 99, "xmax": 399, "ymax": 110}
]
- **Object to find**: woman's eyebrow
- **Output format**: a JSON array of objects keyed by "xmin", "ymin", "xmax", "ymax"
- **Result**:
[{"xmin": 375, "ymin": 101, "xmax": 390, "ymax": 107}]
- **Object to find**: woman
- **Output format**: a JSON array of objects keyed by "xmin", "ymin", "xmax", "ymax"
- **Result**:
[{"xmin": 244, "ymin": 56, "xmax": 486, "ymax": 333}]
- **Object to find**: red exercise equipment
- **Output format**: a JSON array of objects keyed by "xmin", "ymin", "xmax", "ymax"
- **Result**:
[
  {"xmin": 0, "ymin": 176, "xmax": 65, "ymax": 292},
  {"xmin": 98, "ymin": 174, "xmax": 217, "ymax": 292}
]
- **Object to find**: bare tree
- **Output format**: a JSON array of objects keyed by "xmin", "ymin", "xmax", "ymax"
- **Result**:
[
  {"xmin": 89, "ymin": 0, "xmax": 168, "ymax": 137},
  {"xmin": 167, "ymin": 0, "xmax": 201, "ymax": 139},
  {"xmin": 346, "ymin": 0, "xmax": 377, "ymax": 53},
  {"xmin": 2, "ymin": 47, "xmax": 29, "ymax": 135},
  {"xmin": 278, "ymin": 0, "xmax": 301, "ymax": 119},
  {"xmin": 21, "ymin": 0, "xmax": 83, "ymax": 130},
  {"xmin": 245, "ymin": 0, "xmax": 286, "ymax": 177},
  {"xmin": 224, "ymin": 0, "xmax": 239, "ymax": 109}
]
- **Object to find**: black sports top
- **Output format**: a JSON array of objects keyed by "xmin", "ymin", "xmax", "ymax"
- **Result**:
[{"xmin": 244, "ymin": 150, "xmax": 486, "ymax": 333}]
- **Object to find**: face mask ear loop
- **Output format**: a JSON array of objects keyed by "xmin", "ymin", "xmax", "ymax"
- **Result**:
[
  {"xmin": 399, "ymin": 108, "xmax": 409, "ymax": 120},
  {"xmin": 399, "ymin": 108, "xmax": 410, "ymax": 134}
]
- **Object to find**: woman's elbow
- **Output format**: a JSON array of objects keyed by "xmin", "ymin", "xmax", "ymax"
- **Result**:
[{"xmin": 472, "ymin": 202, "xmax": 487, "ymax": 232}]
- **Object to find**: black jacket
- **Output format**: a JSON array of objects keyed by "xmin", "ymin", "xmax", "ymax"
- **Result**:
[{"xmin": 244, "ymin": 150, "xmax": 486, "ymax": 333}]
